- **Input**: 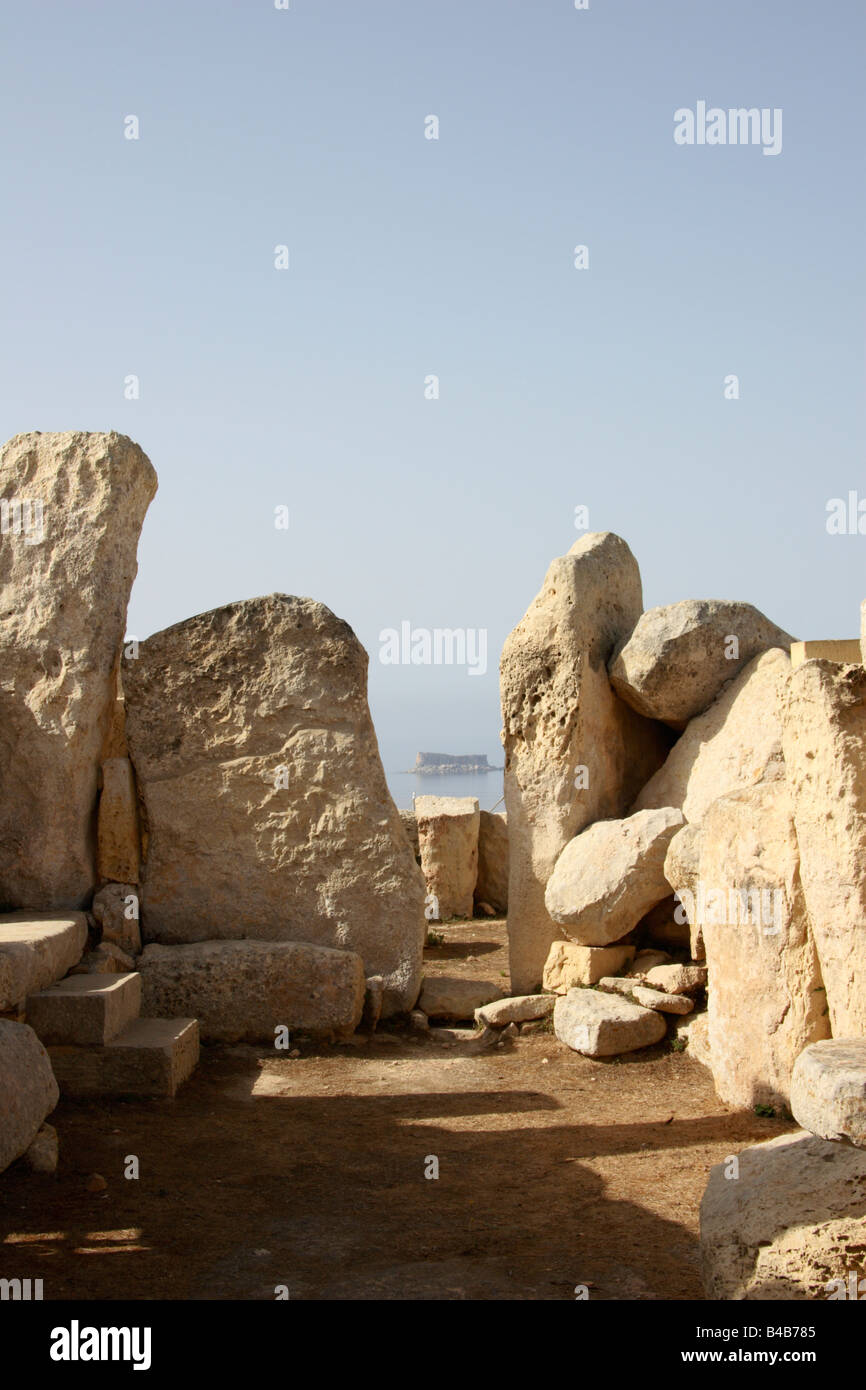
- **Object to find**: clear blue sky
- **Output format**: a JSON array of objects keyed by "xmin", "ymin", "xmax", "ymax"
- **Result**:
[{"xmin": 1, "ymin": 0, "xmax": 863, "ymax": 772}]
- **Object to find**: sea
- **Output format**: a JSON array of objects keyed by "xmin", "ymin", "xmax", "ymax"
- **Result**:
[{"xmin": 386, "ymin": 768, "xmax": 505, "ymax": 813}]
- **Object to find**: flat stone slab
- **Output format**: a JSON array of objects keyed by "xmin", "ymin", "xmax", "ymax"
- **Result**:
[
  {"xmin": 26, "ymin": 972, "xmax": 141, "ymax": 1047},
  {"xmin": 0, "ymin": 1019, "xmax": 59, "ymax": 1173},
  {"xmin": 0, "ymin": 912, "xmax": 88, "ymax": 1012},
  {"xmin": 553, "ymin": 988, "xmax": 667, "ymax": 1057},
  {"xmin": 139, "ymin": 939, "xmax": 366, "ymax": 1042},
  {"xmin": 417, "ymin": 976, "xmax": 504, "ymax": 1021},
  {"xmin": 641, "ymin": 963, "xmax": 707, "ymax": 996},
  {"xmin": 475, "ymin": 994, "xmax": 554, "ymax": 1027},
  {"xmin": 632, "ymin": 984, "xmax": 694, "ymax": 1015},
  {"xmin": 791, "ymin": 1039, "xmax": 866, "ymax": 1147},
  {"xmin": 49, "ymin": 1017, "xmax": 199, "ymax": 1099}
]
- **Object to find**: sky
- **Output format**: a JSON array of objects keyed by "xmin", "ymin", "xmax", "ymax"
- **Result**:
[{"xmin": 1, "ymin": 0, "xmax": 863, "ymax": 774}]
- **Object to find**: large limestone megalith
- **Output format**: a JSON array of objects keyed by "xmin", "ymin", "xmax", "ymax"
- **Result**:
[
  {"xmin": 124, "ymin": 594, "xmax": 426, "ymax": 1014},
  {"xmin": 500, "ymin": 533, "xmax": 672, "ymax": 993},
  {"xmin": 698, "ymin": 781, "xmax": 829, "ymax": 1110},
  {"xmin": 781, "ymin": 660, "xmax": 866, "ymax": 1035},
  {"xmin": 0, "ymin": 432, "xmax": 157, "ymax": 910}
]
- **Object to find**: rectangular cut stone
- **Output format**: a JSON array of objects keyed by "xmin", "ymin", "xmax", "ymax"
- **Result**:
[
  {"xmin": 138, "ymin": 939, "xmax": 366, "ymax": 1042},
  {"xmin": 0, "ymin": 912, "xmax": 88, "ymax": 1011},
  {"xmin": 415, "ymin": 796, "xmax": 480, "ymax": 920},
  {"xmin": 26, "ymin": 972, "xmax": 141, "ymax": 1046},
  {"xmin": 49, "ymin": 1017, "xmax": 199, "ymax": 1099},
  {"xmin": 790, "ymin": 639, "xmax": 861, "ymax": 669},
  {"xmin": 542, "ymin": 940, "xmax": 635, "ymax": 991}
]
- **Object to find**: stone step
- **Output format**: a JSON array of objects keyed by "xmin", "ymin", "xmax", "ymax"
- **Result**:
[
  {"xmin": 48, "ymin": 1017, "xmax": 199, "ymax": 1099},
  {"xmin": 26, "ymin": 972, "xmax": 142, "ymax": 1046},
  {"xmin": 0, "ymin": 912, "xmax": 88, "ymax": 1013}
]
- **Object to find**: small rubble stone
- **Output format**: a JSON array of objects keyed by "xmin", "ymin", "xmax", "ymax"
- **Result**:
[
  {"xmin": 475, "ymin": 994, "xmax": 555, "ymax": 1027},
  {"xmin": 632, "ymin": 985, "xmax": 694, "ymax": 1015},
  {"xmin": 24, "ymin": 1123, "xmax": 58, "ymax": 1173},
  {"xmin": 553, "ymin": 988, "xmax": 667, "ymax": 1057},
  {"xmin": 642, "ymin": 964, "xmax": 707, "ymax": 997}
]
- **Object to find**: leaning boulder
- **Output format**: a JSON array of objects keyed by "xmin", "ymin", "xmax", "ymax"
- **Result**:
[
  {"xmin": 633, "ymin": 648, "xmax": 790, "ymax": 824},
  {"xmin": 553, "ymin": 988, "xmax": 667, "ymax": 1057},
  {"xmin": 609, "ymin": 599, "xmax": 794, "ymax": 728},
  {"xmin": 138, "ymin": 940, "xmax": 365, "ymax": 1042},
  {"xmin": 545, "ymin": 807, "xmax": 684, "ymax": 945},
  {"xmin": 791, "ymin": 1039, "xmax": 866, "ymax": 1148},
  {"xmin": 0, "ymin": 431, "xmax": 157, "ymax": 909},
  {"xmin": 781, "ymin": 660, "xmax": 866, "ymax": 1036},
  {"xmin": 501, "ymin": 533, "xmax": 672, "ymax": 993},
  {"xmin": 0, "ymin": 1020, "xmax": 59, "ymax": 1175},
  {"xmin": 698, "ymin": 781, "xmax": 829, "ymax": 1110},
  {"xmin": 701, "ymin": 1130, "xmax": 866, "ymax": 1299},
  {"xmin": 415, "ymin": 796, "xmax": 479, "ymax": 920},
  {"xmin": 124, "ymin": 595, "xmax": 425, "ymax": 1014}
]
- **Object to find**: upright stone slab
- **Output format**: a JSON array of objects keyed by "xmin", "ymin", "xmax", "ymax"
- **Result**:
[
  {"xmin": 475, "ymin": 810, "xmax": 508, "ymax": 913},
  {"xmin": 500, "ymin": 533, "xmax": 671, "ymax": 993},
  {"xmin": 97, "ymin": 757, "xmax": 140, "ymax": 883},
  {"xmin": 781, "ymin": 660, "xmax": 866, "ymax": 1035},
  {"xmin": 415, "ymin": 796, "xmax": 479, "ymax": 920},
  {"xmin": 0, "ymin": 432, "xmax": 157, "ymax": 909},
  {"xmin": 698, "ymin": 781, "xmax": 829, "ymax": 1110},
  {"xmin": 124, "ymin": 595, "xmax": 425, "ymax": 1014}
]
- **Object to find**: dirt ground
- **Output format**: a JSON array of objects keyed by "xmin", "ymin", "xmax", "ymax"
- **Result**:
[{"xmin": 0, "ymin": 919, "xmax": 794, "ymax": 1300}]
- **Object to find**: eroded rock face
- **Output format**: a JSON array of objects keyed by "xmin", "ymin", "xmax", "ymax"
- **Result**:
[
  {"xmin": 0, "ymin": 431, "xmax": 157, "ymax": 909},
  {"xmin": 633, "ymin": 648, "xmax": 790, "ymax": 825},
  {"xmin": 700, "ymin": 1130, "xmax": 866, "ymax": 1300},
  {"xmin": 0, "ymin": 1019, "xmax": 59, "ymax": 1174},
  {"xmin": 545, "ymin": 807, "xmax": 684, "ymax": 945},
  {"xmin": 475, "ymin": 811, "xmax": 508, "ymax": 914},
  {"xmin": 124, "ymin": 595, "xmax": 426, "ymax": 1014},
  {"xmin": 698, "ymin": 782, "xmax": 829, "ymax": 1110},
  {"xmin": 609, "ymin": 599, "xmax": 794, "ymax": 729},
  {"xmin": 139, "ymin": 940, "xmax": 365, "ymax": 1042},
  {"xmin": 781, "ymin": 660, "xmax": 866, "ymax": 1036},
  {"xmin": 501, "ymin": 533, "xmax": 671, "ymax": 992},
  {"xmin": 415, "ymin": 796, "xmax": 479, "ymax": 921},
  {"xmin": 663, "ymin": 823, "xmax": 704, "ymax": 959},
  {"xmin": 791, "ymin": 1040, "xmax": 866, "ymax": 1148}
]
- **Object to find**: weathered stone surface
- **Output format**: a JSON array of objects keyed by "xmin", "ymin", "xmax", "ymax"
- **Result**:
[
  {"xmin": 96, "ymin": 758, "xmax": 140, "ymax": 884},
  {"xmin": 417, "ymin": 975, "xmax": 504, "ymax": 1021},
  {"xmin": 0, "ymin": 912, "xmax": 88, "ymax": 1012},
  {"xmin": 634, "ymin": 649, "xmax": 790, "ymax": 824},
  {"xmin": 0, "ymin": 1019, "xmax": 59, "ymax": 1174},
  {"xmin": 626, "ymin": 949, "xmax": 671, "ymax": 976},
  {"xmin": 138, "ymin": 940, "xmax": 365, "ymax": 1043},
  {"xmin": 0, "ymin": 431, "xmax": 157, "ymax": 909},
  {"xmin": 91, "ymin": 883, "xmax": 141, "ymax": 955},
  {"xmin": 475, "ymin": 811, "xmax": 508, "ymax": 914},
  {"xmin": 596, "ymin": 976, "xmax": 637, "ymax": 998},
  {"xmin": 545, "ymin": 807, "xmax": 684, "ymax": 945},
  {"xmin": 26, "ymin": 972, "xmax": 141, "ymax": 1047},
  {"xmin": 415, "ymin": 796, "xmax": 480, "ymax": 920},
  {"xmin": 124, "ymin": 595, "xmax": 426, "ymax": 1014},
  {"xmin": 687, "ymin": 1012, "xmax": 712, "ymax": 1069},
  {"xmin": 609, "ymin": 599, "xmax": 793, "ymax": 729},
  {"xmin": 642, "ymin": 964, "xmax": 707, "ymax": 996},
  {"xmin": 70, "ymin": 942, "xmax": 136, "ymax": 975},
  {"xmin": 49, "ymin": 1017, "xmax": 199, "ymax": 1099},
  {"xmin": 781, "ymin": 660, "xmax": 866, "ymax": 1035},
  {"xmin": 475, "ymin": 994, "xmax": 554, "ymax": 1026},
  {"xmin": 632, "ymin": 984, "xmax": 693, "ymax": 1015},
  {"xmin": 24, "ymin": 1122, "xmax": 58, "ymax": 1173},
  {"xmin": 501, "ymin": 532, "xmax": 672, "ymax": 993},
  {"xmin": 699, "ymin": 781, "xmax": 830, "ymax": 1110},
  {"xmin": 791, "ymin": 639, "xmax": 861, "ymax": 668},
  {"xmin": 791, "ymin": 1040, "xmax": 866, "ymax": 1148},
  {"xmin": 700, "ymin": 1130, "xmax": 866, "ymax": 1300},
  {"xmin": 553, "ymin": 988, "xmax": 667, "ymax": 1057},
  {"xmin": 542, "ymin": 940, "xmax": 635, "ymax": 991},
  {"xmin": 663, "ymin": 823, "xmax": 704, "ymax": 959},
  {"xmin": 399, "ymin": 810, "xmax": 420, "ymax": 860}
]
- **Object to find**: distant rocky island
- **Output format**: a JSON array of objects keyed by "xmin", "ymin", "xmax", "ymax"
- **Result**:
[{"xmin": 409, "ymin": 753, "xmax": 502, "ymax": 775}]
